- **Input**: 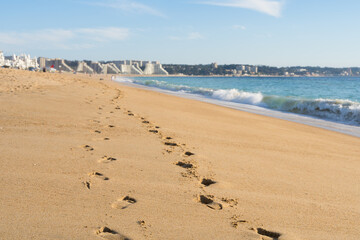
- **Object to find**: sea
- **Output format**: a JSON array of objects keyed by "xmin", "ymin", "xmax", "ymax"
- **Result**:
[{"xmin": 115, "ymin": 76, "xmax": 360, "ymax": 137}]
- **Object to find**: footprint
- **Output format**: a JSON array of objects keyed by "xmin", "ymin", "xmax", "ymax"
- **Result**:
[
  {"xmin": 83, "ymin": 181, "xmax": 91, "ymax": 189},
  {"xmin": 221, "ymin": 197, "xmax": 238, "ymax": 207},
  {"xmin": 197, "ymin": 195, "xmax": 222, "ymax": 210},
  {"xmin": 108, "ymin": 125, "xmax": 115, "ymax": 128},
  {"xmin": 83, "ymin": 145, "xmax": 94, "ymax": 151},
  {"xmin": 155, "ymin": 126, "xmax": 160, "ymax": 129},
  {"xmin": 176, "ymin": 161, "xmax": 193, "ymax": 169},
  {"xmin": 99, "ymin": 156, "xmax": 117, "ymax": 163},
  {"xmin": 88, "ymin": 171, "xmax": 109, "ymax": 180},
  {"xmin": 149, "ymin": 130, "xmax": 158, "ymax": 134},
  {"xmin": 230, "ymin": 215, "xmax": 247, "ymax": 228},
  {"xmin": 94, "ymin": 130, "xmax": 102, "ymax": 134},
  {"xmin": 111, "ymin": 196, "xmax": 137, "ymax": 209},
  {"xmin": 115, "ymin": 106, "xmax": 121, "ymax": 110},
  {"xmin": 164, "ymin": 137, "xmax": 172, "ymax": 140},
  {"xmin": 184, "ymin": 151, "xmax": 195, "ymax": 156},
  {"xmin": 142, "ymin": 121, "xmax": 150, "ymax": 124},
  {"xmin": 103, "ymin": 138, "xmax": 110, "ymax": 141},
  {"xmin": 164, "ymin": 142, "xmax": 177, "ymax": 146},
  {"xmin": 95, "ymin": 226, "xmax": 131, "ymax": 240},
  {"xmin": 128, "ymin": 113, "xmax": 134, "ymax": 116},
  {"xmin": 201, "ymin": 178, "xmax": 216, "ymax": 186},
  {"xmin": 256, "ymin": 228, "xmax": 281, "ymax": 240}
]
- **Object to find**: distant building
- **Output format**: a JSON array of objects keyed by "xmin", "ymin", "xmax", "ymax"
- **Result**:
[
  {"xmin": 0, "ymin": 51, "xmax": 4, "ymax": 67},
  {"xmin": 211, "ymin": 62, "xmax": 218, "ymax": 69},
  {"xmin": 143, "ymin": 62, "xmax": 168, "ymax": 75},
  {"xmin": 44, "ymin": 58, "xmax": 73, "ymax": 72},
  {"xmin": 250, "ymin": 66, "xmax": 258, "ymax": 74},
  {"xmin": 1, "ymin": 53, "xmax": 39, "ymax": 69}
]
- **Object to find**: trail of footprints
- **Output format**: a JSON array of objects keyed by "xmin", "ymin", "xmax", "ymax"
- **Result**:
[{"xmin": 80, "ymin": 86, "xmax": 282, "ymax": 239}]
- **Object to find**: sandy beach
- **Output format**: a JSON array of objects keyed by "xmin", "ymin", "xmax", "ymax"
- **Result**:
[{"xmin": 0, "ymin": 69, "xmax": 359, "ymax": 240}]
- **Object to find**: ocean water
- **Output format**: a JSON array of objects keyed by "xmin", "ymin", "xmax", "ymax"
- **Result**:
[{"xmin": 115, "ymin": 76, "xmax": 360, "ymax": 135}]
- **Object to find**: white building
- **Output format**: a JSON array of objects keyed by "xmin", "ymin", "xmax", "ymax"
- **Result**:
[
  {"xmin": 143, "ymin": 62, "xmax": 168, "ymax": 75},
  {"xmin": 1, "ymin": 52, "xmax": 39, "ymax": 69},
  {"xmin": 0, "ymin": 51, "xmax": 4, "ymax": 67}
]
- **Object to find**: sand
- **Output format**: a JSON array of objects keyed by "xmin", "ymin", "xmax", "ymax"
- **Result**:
[{"xmin": 0, "ymin": 69, "xmax": 359, "ymax": 240}]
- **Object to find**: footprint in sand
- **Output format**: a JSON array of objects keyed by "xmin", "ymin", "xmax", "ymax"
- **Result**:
[
  {"xmin": 184, "ymin": 151, "xmax": 195, "ymax": 156},
  {"xmin": 255, "ymin": 228, "xmax": 281, "ymax": 240},
  {"xmin": 200, "ymin": 178, "xmax": 216, "ymax": 187},
  {"xmin": 164, "ymin": 142, "xmax": 178, "ymax": 147},
  {"xmin": 103, "ymin": 137, "xmax": 110, "ymax": 141},
  {"xmin": 115, "ymin": 106, "xmax": 121, "ymax": 110},
  {"xmin": 230, "ymin": 215, "xmax": 247, "ymax": 228},
  {"xmin": 83, "ymin": 181, "xmax": 91, "ymax": 189},
  {"xmin": 98, "ymin": 156, "xmax": 117, "ymax": 163},
  {"xmin": 95, "ymin": 226, "xmax": 131, "ymax": 240},
  {"xmin": 149, "ymin": 130, "xmax": 158, "ymax": 134},
  {"xmin": 197, "ymin": 195, "xmax": 222, "ymax": 210},
  {"xmin": 94, "ymin": 130, "xmax": 102, "ymax": 134},
  {"xmin": 176, "ymin": 161, "xmax": 193, "ymax": 169},
  {"xmin": 108, "ymin": 125, "xmax": 115, "ymax": 128},
  {"xmin": 83, "ymin": 145, "xmax": 94, "ymax": 151},
  {"xmin": 221, "ymin": 197, "xmax": 238, "ymax": 207},
  {"xmin": 111, "ymin": 196, "xmax": 137, "ymax": 209},
  {"xmin": 142, "ymin": 120, "xmax": 150, "ymax": 124},
  {"xmin": 88, "ymin": 171, "xmax": 109, "ymax": 180}
]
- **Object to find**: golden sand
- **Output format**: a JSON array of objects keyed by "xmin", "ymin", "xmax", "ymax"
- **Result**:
[{"xmin": 0, "ymin": 69, "xmax": 359, "ymax": 240}]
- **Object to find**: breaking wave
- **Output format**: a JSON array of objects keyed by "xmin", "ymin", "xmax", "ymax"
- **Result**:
[{"xmin": 115, "ymin": 77, "xmax": 360, "ymax": 126}]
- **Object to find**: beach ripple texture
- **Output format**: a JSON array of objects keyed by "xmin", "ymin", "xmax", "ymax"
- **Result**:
[{"xmin": 116, "ymin": 77, "xmax": 360, "ymax": 126}]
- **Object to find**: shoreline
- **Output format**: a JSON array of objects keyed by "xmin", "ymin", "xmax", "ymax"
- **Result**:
[{"xmin": 115, "ymin": 80, "xmax": 360, "ymax": 138}]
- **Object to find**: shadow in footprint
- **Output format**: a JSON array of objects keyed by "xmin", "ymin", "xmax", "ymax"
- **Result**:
[
  {"xmin": 149, "ymin": 130, "xmax": 158, "ymax": 134},
  {"xmin": 201, "ymin": 178, "xmax": 216, "ymax": 186},
  {"xmin": 164, "ymin": 142, "xmax": 177, "ymax": 146},
  {"xmin": 176, "ymin": 161, "xmax": 193, "ymax": 169},
  {"xmin": 83, "ymin": 181, "xmax": 91, "ymax": 189},
  {"xmin": 184, "ymin": 151, "xmax": 195, "ymax": 156},
  {"xmin": 198, "ymin": 195, "xmax": 222, "ymax": 210},
  {"xmin": 88, "ymin": 171, "xmax": 109, "ymax": 180},
  {"xmin": 256, "ymin": 228, "xmax": 281, "ymax": 240},
  {"xmin": 83, "ymin": 145, "xmax": 94, "ymax": 151},
  {"xmin": 112, "ymin": 196, "xmax": 137, "ymax": 209},
  {"xmin": 96, "ymin": 226, "xmax": 131, "ymax": 240},
  {"xmin": 99, "ymin": 156, "xmax": 117, "ymax": 163}
]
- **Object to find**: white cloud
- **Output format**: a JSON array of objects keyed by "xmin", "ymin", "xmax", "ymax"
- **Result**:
[
  {"xmin": 89, "ymin": 0, "xmax": 165, "ymax": 17},
  {"xmin": 169, "ymin": 32, "xmax": 204, "ymax": 41},
  {"xmin": 0, "ymin": 27, "xmax": 129, "ymax": 50},
  {"xmin": 200, "ymin": 0, "xmax": 284, "ymax": 17}
]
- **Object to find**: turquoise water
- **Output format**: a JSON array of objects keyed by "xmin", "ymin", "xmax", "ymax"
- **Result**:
[{"xmin": 117, "ymin": 76, "xmax": 360, "ymax": 126}]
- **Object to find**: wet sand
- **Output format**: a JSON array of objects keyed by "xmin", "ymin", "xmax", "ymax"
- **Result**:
[{"xmin": 0, "ymin": 69, "xmax": 359, "ymax": 240}]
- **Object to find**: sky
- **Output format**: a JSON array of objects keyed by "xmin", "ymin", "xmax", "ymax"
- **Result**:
[{"xmin": 1, "ymin": 0, "xmax": 360, "ymax": 67}]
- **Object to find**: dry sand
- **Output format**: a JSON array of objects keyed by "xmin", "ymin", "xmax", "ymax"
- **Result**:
[{"xmin": 0, "ymin": 69, "xmax": 359, "ymax": 240}]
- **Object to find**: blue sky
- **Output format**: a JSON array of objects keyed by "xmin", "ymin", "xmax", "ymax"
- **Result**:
[{"xmin": 1, "ymin": 0, "xmax": 359, "ymax": 67}]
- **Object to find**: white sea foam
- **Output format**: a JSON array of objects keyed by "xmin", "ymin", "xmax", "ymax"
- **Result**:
[{"xmin": 212, "ymin": 89, "xmax": 263, "ymax": 105}]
